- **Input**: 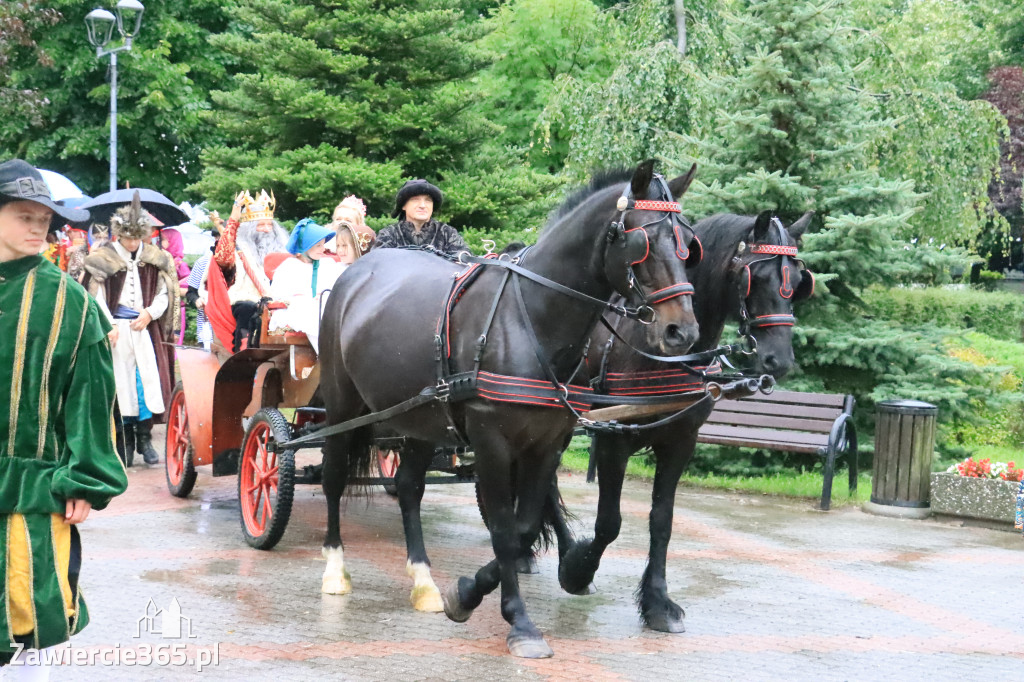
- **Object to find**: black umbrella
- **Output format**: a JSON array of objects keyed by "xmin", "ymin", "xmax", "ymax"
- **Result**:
[{"xmin": 79, "ymin": 188, "xmax": 189, "ymax": 227}]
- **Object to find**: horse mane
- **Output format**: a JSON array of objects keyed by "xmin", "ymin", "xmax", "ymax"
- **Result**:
[
  {"xmin": 547, "ymin": 168, "xmax": 634, "ymax": 225},
  {"xmin": 693, "ymin": 213, "xmax": 756, "ymax": 268}
]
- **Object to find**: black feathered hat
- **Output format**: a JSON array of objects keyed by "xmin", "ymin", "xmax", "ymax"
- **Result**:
[
  {"xmin": 392, "ymin": 178, "xmax": 443, "ymax": 219},
  {"xmin": 0, "ymin": 159, "xmax": 90, "ymax": 230}
]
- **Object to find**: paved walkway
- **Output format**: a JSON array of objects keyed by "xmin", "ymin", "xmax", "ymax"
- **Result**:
[{"xmin": 33, "ymin": 442, "xmax": 1024, "ymax": 681}]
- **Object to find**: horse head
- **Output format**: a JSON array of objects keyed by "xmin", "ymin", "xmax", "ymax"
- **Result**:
[
  {"xmin": 731, "ymin": 210, "xmax": 815, "ymax": 378},
  {"xmin": 604, "ymin": 159, "xmax": 701, "ymax": 354}
]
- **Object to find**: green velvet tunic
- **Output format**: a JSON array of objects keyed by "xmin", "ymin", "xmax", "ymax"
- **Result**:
[{"xmin": 0, "ymin": 254, "xmax": 128, "ymax": 655}]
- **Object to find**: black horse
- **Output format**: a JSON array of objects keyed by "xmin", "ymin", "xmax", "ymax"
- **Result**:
[
  {"xmin": 317, "ymin": 160, "xmax": 702, "ymax": 658},
  {"xmin": 554, "ymin": 210, "xmax": 815, "ymax": 633}
]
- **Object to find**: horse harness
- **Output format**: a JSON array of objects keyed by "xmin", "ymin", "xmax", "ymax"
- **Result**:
[
  {"xmin": 282, "ymin": 182, "xmax": 763, "ymax": 450},
  {"xmin": 733, "ymin": 217, "xmax": 814, "ymax": 339}
]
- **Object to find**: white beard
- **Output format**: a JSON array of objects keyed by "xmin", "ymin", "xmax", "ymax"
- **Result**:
[{"xmin": 237, "ymin": 220, "xmax": 288, "ymax": 261}]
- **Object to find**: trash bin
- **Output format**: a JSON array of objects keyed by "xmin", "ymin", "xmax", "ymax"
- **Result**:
[{"xmin": 864, "ymin": 400, "xmax": 937, "ymax": 519}]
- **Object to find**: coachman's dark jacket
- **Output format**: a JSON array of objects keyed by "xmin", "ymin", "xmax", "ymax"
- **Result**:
[{"xmin": 373, "ymin": 219, "xmax": 467, "ymax": 256}]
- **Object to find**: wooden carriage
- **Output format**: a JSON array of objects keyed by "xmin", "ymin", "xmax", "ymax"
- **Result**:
[{"xmin": 165, "ymin": 256, "xmax": 469, "ymax": 550}]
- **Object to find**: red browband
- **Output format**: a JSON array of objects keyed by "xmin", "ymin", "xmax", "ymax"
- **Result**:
[
  {"xmin": 750, "ymin": 244, "xmax": 798, "ymax": 256},
  {"xmin": 646, "ymin": 283, "xmax": 694, "ymax": 305},
  {"xmin": 632, "ymin": 200, "xmax": 681, "ymax": 213}
]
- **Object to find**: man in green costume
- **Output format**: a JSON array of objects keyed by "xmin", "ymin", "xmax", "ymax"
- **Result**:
[{"xmin": 0, "ymin": 159, "xmax": 128, "ymax": 671}]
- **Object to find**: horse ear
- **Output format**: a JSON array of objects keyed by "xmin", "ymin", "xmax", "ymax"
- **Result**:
[
  {"xmin": 753, "ymin": 210, "xmax": 773, "ymax": 241},
  {"xmin": 630, "ymin": 159, "xmax": 657, "ymax": 199},
  {"xmin": 788, "ymin": 211, "xmax": 814, "ymax": 240},
  {"xmin": 667, "ymin": 163, "xmax": 698, "ymax": 200}
]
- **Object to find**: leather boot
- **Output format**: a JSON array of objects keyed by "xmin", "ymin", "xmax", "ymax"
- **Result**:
[
  {"xmin": 123, "ymin": 421, "xmax": 136, "ymax": 468},
  {"xmin": 115, "ymin": 419, "xmax": 128, "ymax": 467},
  {"xmin": 135, "ymin": 419, "xmax": 160, "ymax": 465}
]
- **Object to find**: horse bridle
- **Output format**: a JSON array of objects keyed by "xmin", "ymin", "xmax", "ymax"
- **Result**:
[
  {"xmin": 733, "ymin": 217, "xmax": 813, "ymax": 340},
  {"xmin": 605, "ymin": 173, "xmax": 702, "ymax": 324}
]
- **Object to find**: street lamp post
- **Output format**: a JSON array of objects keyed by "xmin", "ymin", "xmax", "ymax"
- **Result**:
[{"xmin": 85, "ymin": 0, "xmax": 144, "ymax": 192}]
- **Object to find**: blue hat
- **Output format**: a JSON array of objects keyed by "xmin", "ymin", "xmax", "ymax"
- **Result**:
[{"xmin": 286, "ymin": 218, "xmax": 335, "ymax": 256}]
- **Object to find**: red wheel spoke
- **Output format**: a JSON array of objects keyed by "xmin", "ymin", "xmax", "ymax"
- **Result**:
[
  {"xmin": 259, "ymin": 431, "xmax": 270, "ymax": 472},
  {"xmin": 252, "ymin": 486, "xmax": 264, "ymax": 524},
  {"xmin": 260, "ymin": 486, "xmax": 272, "ymax": 526}
]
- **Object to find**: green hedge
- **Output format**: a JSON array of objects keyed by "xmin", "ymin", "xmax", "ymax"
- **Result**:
[{"xmin": 863, "ymin": 286, "xmax": 1024, "ymax": 342}]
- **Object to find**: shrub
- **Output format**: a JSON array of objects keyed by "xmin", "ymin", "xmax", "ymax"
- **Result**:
[{"xmin": 862, "ymin": 286, "xmax": 1024, "ymax": 342}]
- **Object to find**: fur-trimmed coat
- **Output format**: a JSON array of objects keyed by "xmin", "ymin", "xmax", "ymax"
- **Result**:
[{"xmin": 81, "ymin": 243, "xmax": 178, "ymax": 420}]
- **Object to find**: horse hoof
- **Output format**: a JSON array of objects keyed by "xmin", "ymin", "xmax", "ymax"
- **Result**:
[
  {"xmin": 571, "ymin": 582, "xmax": 597, "ymax": 596},
  {"xmin": 411, "ymin": 584, "xmax": 444, "ymax": 613},
  {"xmin": 645, "ymin": 612, "xmax": 686, "ymax": 633},
  {"xmin": 321, "ymin": 574, "xmax": 352, "ymax": 595},
  {"xmin": 516, "ymin": 556, "xmax": 539, "ymax": 574},
  {"xmin": 442, "ymin": 581, "xmax": 473, "ymax": 623},
  {"xmin": 507, "ymin": 632, "xmax": 553, "ymax": 659}
]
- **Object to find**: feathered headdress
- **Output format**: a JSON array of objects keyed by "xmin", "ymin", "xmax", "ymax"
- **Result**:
[{"xmin": 110, "ymin": 191, "xmax": 154, "ymax": 240}]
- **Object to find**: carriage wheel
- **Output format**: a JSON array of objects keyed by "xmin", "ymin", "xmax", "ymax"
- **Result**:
[
  {"xmin": 374, "ymin": 447, "xmax": 400, "ymax": 497},
  {"xmin": 165, "ymin": 382, "xmax": 197, "ymax": 498},
  {"xmin": 238, "ymin": 408, "xmax": 295, "ymax": 550}
]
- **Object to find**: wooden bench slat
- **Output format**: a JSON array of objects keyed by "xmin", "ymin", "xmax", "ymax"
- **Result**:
[
  {"xmin": 736, "ymin": 390, "xmax": 846, "ymax": 408},
  {"xmin": 696, "ymin": 433, "xmax": 825, "ymax": 454},
  {"xmin": 710, "ymin": 400, "xmax": 844, "ymax": 421},
  {"xmin": 697, "ymin": 424, "xmax": 829, "ymax": 451},
  {"xmin": 704, "ymin": 412, "xmax": 835, "ymax": 433}
]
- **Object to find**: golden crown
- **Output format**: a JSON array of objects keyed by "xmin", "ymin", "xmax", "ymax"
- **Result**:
[{"xmin": 238, "ymin": 189, "xmax": 276, "ymax": 222}]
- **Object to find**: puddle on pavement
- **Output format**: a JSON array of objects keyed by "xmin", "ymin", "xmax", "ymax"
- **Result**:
[
  {"xmin": 141, "ymin": 559, "xmax": 241, "ymax": 583},
  {"xmin": 680, "ymin": 570, "xmax": 739, "ymax": 599}
]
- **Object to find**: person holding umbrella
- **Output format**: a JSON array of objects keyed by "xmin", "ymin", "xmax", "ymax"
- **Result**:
[
  {"xmin": 81, "ymin": 192, "xmax": 178, "ymax": 467},
  {"xmin": 0, "ymin": 159, "xmax": 128, "ymax": 669}
]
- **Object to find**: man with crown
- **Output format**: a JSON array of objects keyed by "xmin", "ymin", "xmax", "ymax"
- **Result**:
[
  {"xmin": 202, "ymin": 189, "xmax": 289, "ymax": 352},
  {"xmin": 81, "ymin": 192, "xmax": 179, "ymax": 467}
]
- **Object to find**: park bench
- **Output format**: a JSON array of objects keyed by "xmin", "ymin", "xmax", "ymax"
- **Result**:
[{"xmin": 696, "ymin": 389, "xmax": 857, "ymax": 511}]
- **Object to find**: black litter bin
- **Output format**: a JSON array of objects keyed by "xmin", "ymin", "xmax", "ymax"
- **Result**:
[{"xmin": 870, "ymin": 400, "xmax": 937, "ymax": 509}]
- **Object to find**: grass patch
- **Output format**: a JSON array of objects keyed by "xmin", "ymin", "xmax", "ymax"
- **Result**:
[
  {"xmin": 948, "ymin": 444, "xmax": 1024, "ymax": 465},
  {"xmin": 559, "ymin": 436, "xmax": 869, "ymax": 506}
]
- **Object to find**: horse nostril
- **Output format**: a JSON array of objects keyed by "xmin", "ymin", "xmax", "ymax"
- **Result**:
[
  {"xmin": 665, "ymin": 324, "xmax": 695, "ymax": 349},
  {"xmin": 762, "ymin": 354, "xmax": 778, "ymax": 370}
]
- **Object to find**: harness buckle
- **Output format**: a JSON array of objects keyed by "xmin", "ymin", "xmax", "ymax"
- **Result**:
[{"xmin": 436, "ymin": 379, "xmax": 451, "ymax": 402}]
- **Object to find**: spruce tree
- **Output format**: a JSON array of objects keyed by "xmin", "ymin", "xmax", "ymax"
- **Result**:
[
  {"xmin": 686, "ymin": 0, "xmax": 920, "ymax": 292},
  {"xmin": 194, "ymin": 0, "xmax": 558, "ymax": 231},
  {"xmin": 685, "ymin": 0, "xmax": 1004, "ymax": 446}
]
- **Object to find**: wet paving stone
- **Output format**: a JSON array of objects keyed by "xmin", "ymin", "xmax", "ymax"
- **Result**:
[{"xmin": 45, "ymin": 438, "xmax": 1024, "ymax": 680}]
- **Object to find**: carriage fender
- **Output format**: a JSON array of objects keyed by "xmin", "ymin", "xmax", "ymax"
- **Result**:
[
  {"xmin": 208, "ymin": 348, "xmax": 285, "ymax": 466},
  {"xmin": 175, "ymin": 348, "xmax": 222, "ymax": 466}
]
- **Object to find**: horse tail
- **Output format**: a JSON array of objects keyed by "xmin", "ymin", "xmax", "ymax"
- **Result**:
[
  {"xmin": 342, "ymin": 425, "xmax": 375, "ymax": 497},
  {"xmin": 533, "ymin": 478, "xmax": 578, "ymax": 554}
]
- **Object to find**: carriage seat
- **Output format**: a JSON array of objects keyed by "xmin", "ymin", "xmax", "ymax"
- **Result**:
[
  {"xmin": 264, "ymin": 252, "xmax": 291, "ymax": 281},
  {"xmin": 259, "ymin": 300, "xmax": 309, "ymax": 345}
]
